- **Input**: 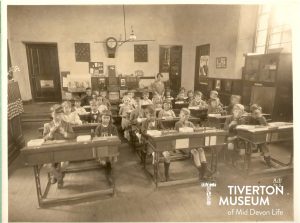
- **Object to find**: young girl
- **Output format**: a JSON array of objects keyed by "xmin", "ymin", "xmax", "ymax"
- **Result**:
[
  {"xmin": 61, "ymin": 101, "xmax": 82, "ymax": 125},
  {"xmin": 227, "ymin": 95, "xmax": 241, "ymax": 115},
  {"xmin": 94, "ymin": 110, "xmax": 118, "ymax": 185},
  {"xmin": 186, "ymin": 90, "xmax": 194, "ymax": 104},
  {"xmin": 73, "ymin": 96, "xmax": 87, "ymax": 115},
  {"xmin": 176, "ymin": 87, "xmax": 187, "ymax": 101},
  {"xmin": 224, "ymin": 104, "xmax": 247, "ymax": 166},
  {"xmin": 164, "ymin": 88, "xmax": 174, "ymax": 101},
  {"xmin": 100, "ymin": 90, "xmax": 111, "ymax": 110},
  {"xmin": 247, "ymin": 104, "xmax": 272, "ymax": 167},
  {"xmin": 208, "ymin": 90, "xmax": 223, "ymax": 107},
  {"xmin": 141, "ymin": 90, "xmax": 153, "ymax": 106},
  {"xmin": 207, "ymin": 98, "xmax": 225, "ymax": 114},
  {"xmin": 119, "ymin": 96, "xmax": 134, "ymax": 140},
  {"xmin": 96, "ymin": 96, "xmax": 109, "ymax": 114},
  {"xmin": 158, "ymin": 100, "xmax": 176, "ymax": 119},
  {"xmin": 175, "ymin": 108, "xmax": 209, "ymax": 180},
  {"xmin": 141, "ymin": 106, "xmax": 171, "ymax": 181},
  {"xmin": 43, "ymin": 105, "xmax": 75, "ymax": 187},
  {"xmin": 152, "ymin": 93, "xmax": 164, "ymax": 110},
  {"xmin": 189, "ymin": 91, "xmax": 208, "ymax": 109}
]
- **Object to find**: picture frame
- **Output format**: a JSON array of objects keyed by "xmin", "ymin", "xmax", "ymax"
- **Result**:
[
  {"xmin": 216, "ymin": 57, "xmax": 227, "ymax": 69},
  {"xmin": 215, "ymin": 79, "xmax": 221, "ymax": 90},
  {"xmin": 120, "ymin": 78, "xmax": 126, "ymax": 87}
]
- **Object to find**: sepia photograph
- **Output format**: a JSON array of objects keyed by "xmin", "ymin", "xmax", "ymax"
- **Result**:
[{"xmin": 3, "ymin": 1, "xmax": 300, "ymax": 222}]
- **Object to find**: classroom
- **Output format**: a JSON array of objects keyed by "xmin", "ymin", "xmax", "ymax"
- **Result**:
[{"xmin": 6, "ymin": 3, "xmax": 294, "ymax": 222}]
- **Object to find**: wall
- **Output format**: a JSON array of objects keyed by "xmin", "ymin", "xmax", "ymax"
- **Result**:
[{"xmin": 7, "ymin": 5, "xmax": 257, "ymax": 101}]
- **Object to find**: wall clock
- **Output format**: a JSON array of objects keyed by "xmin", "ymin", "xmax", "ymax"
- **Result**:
[{"xmin": 106, "ymin": 37, "xmax": 118, "ymax": 58}]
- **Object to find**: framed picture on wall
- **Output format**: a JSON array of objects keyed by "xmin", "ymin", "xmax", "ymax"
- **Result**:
[
  {"xmin": 120, "ymin": 78, "xmax": 126, "ymax": 87},
  {"xmin": 216, "ymin": 57, "xmax": 227, "ymax": 68},
  {"xmin": 215, "ymin": 79, "xmax": 221, "ymax": 90}
]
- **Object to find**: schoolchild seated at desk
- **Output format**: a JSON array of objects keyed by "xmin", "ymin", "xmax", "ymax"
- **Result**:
[
  {"xmin": 43, "ymin": 104, "xmax": 75, "ymax": 187},
  {"xmin": 130, "ymin": 97, "xmax": 146, "ymax": 127},
  {"xmin": 208, "ymin": 90, "xmax": 223, "ymax": 107},
  {"xmin": 164, "ymin": 88, "xmax": 174, "ymax": 102},
  {"xmin": 81, "ymin": 87, "xmax": 93, "ymax": 106},
  {"xmin": 152, "ymin": 93, "xmax": 163, "ymax": 110},
  {"xmin": 186, "ymin": 90, "xmax": 194, "ymax": 104},
  {"xmin": 141, "ymin": 106, "xmax": 172, "ymax": 181},
  {"xmin": 226, "ymin": 95, "xmax": 241, "ymax": 115},
  {"xmin": 89, "ymin": 99, "xmax": 101, "ymax": 123},
  {"xmin": 223, "ymin": 104, "xmax": 247, "ymax": 166},
  {"xmin": 176, "ymin": 87, "xmax": 187, "ymax": 101},
  {"xmin": 158, "ymin": 100, "xmax": 176, "ymax": 119},
  {"xmin": 92, "ymin": 90, "xmax": 100, "ymax": 99},
  {"xmin": 140, "ymin": 90, "xmax": 153, "ymax": 106},
  {"xmin": 96, "ymin": 96, "xmax": 109, "ymax": 114},
  {"xmin": 94, "ymin": 110, "xmax": 118, "ymax": 185},
  {"xmin": 119, "ymin": 96, "xmax": 134, "ymax": 141},
  {"xmin": 62, "ymin": 101, "xmax": 82, "ymax": 125},
  {"xmin": 73, "ymin": 96, "xmax": 87, "ymax": 115},
  {"xmin": 208, "ymin": 98, "xmax": 225, "ymax": 115},
  {"xmin": 189, "ymin": 91, "xmax": 208, "ymax": 109},
  {"xmin": 128, "ymin": 90, "xmax": 137, "ymax": 109},
  {"xmin": 100, "ymin": 90, "xmax": 111, "ymax": 110},
  {"xmin": 246, "ymin": 104, "xmax": 272, "ymax": 168}
]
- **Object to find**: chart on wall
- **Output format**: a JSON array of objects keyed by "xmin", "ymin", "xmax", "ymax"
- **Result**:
[
  {"xmin": 89, "ymin": 62, "xmax": 104, "ymax": 77},
  {"xmin": 75, "ymin": 43, "xmax": 90, "ymax": 62},
  {"xmin": 134, "ymin": 44, "xmax": 148, "ymax": 62}
]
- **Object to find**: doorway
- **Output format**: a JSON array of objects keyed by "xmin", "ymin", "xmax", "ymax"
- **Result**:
[{"xmin": 25, "ymin": 43, "xmax": 62, "ymax": 102}]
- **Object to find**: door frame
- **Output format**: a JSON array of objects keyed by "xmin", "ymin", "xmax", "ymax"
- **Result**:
[{"xmin": 24, "ymin": 42, "xmax": 62, "ymax": 102}]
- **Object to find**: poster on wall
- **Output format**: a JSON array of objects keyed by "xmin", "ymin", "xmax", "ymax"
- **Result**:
[
  {"xmin": 89, "ymin": 62, "xmax": 104, "ymax": 77},
  {"xmin": 75, "ymin": 43, "xmax": 90, "ymax": 62},
  {"xmin": 216, "ymin": 57, "xmax": 227, "ymax": 68},
  {"xmin": 67, "ymin": 75, "xmax": 91, "ymax": 92},
  {"xmin": 199, "ymin": 55, "xmax": 209, "ymax": 76},
  {"xmin": 134, "ymin": 44, "xmax": 148, "ymax": 62}
]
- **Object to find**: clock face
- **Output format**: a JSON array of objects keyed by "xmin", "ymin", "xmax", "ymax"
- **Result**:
[{"xmin": 106, "ymin": 38, "xmax": 117, "ymax": 49}]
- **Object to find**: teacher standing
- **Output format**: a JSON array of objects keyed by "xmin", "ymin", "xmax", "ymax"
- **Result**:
[{"xmin": 151, "ymin": 73, "xmax": 165, "ymax": 97}]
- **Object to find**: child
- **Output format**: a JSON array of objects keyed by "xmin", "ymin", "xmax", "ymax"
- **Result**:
[
  {"xmin": 94, "ymin": 110, "xmax": 118, "ymax": 185},
  {"xmin": 61, "ymin": 101, "xmax": 82, "ymax": 125},
  {"xmin": 207, "ymin": 98, "xmax": 225, "ymax": 114},
  {"xmin": 128, "ymin": 90, "xmax": 137, "ymax": 109},
  {"xmin": 89, "ymin": 99, "xmax": 101, "ymax": 123},
  {"xmin": 247, "ymin": 104, "xmax": 272, "ymax": 167},
  {"xmin": 96, "ymin": 96, "xmax": 108, "ymax": 114},
  {"xmin": 141, "ymin": 90, "xmax": 153, "ymax": 106},
  {"xmin": 186, "ymin": 90, "xmax": 194, "ymax": 104},
  {"xmin": 164, "ymin": 88, "xmax": 174, "ymax": 101},
  {"xmin": 141, "ymin": 106, "xmax": 171, "ymax": 181},
  {"xmin": 152, "ymin": 93, "xmax": 163, "ymax": 110},
  {"xmin": 73, "ymin": 96, "xmax": 87, "ymax": 115},
  {"xmin": 92, "ymin": 90, "xmax": 100, "ymax": 99},
  {"xmin": 227, "ymin": 95, "xmax": 241, "ymax": 115},
  {"xmin": 208, "ymin": 90, "xmax": 223, "ymax": 107},
  {"xmin": 119, "ymin": 96, "xmax": 134, "ymax": 140},
  {"xmin": 176, "ymin": 87, "xmax": 187, "ymax": 101},
  {"xmin": 189, "ymin": 91, "xmax": 208, "ymax": 109},
  {"xmin": 81, "ymin": 87, "xmax": 93, "ymax": 106},
  {"xmin": 130, "ymin": 97, "xmax": 145, "ymax": 126},
  {"xmin": 43, "ymin": 104, "xmax": 75, "ymax": 186},
  {"xmin": 100, "ymin": 90, "xmax": 111, "ymax": 110},
  {"xmin": 174, "ymin": 108, "xmax": 209, "ymax": 180},
  {"xmin": 224, "ymin": 104, "xmax": 247, "ymax": 166},
  {"xmin": 158, "ymin": 100, "xmax": 176, "ymax": 119}
]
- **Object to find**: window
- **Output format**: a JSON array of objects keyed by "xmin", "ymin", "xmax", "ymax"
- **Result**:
[{"xmin": 254, "ymin": 4, "xmax": 293, "ymax": 53}]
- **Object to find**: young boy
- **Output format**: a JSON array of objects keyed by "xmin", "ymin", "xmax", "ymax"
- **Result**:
[
  {"xmin": 96, "ymin": 96, "xmax": 109, "ymax": 114},
  {"xmin": 81, "ymin": 87, "xmax": 93, "ymax": 106},
  {"xmin": 247, "ymin": 104, "xmax": 272, "ymax": 167},
  {"xmin": 119, "ymin": 96, "xmax": 134, "ymax": 140},
  {"xmin": 73, "ymin": 96, "xmax": 87, "ymax": 115},
  {"xmin": 100, "ymin": 90, "xmax": 111, "ymax": 110},
  {"xmin": 164, "ymin": 88, "xmax": 174, "ymax": 101},
  {"xmin": 152, "ymin": 93, "xmax": 163, "ymax": 110},
  {"xmin": 94, "ymin": 110, "xmax": 118, "ymax": 185},
  {"xmin": 186, "ymin": 90, "xmax": 194, "ymax": 104},
  {"xmin": 224, "ymin": 104, "xmax": 247, "ymax": 166},
  {"xmin": 62, "ymin": 101, "xmax": 82, "ymax": 125},
  {"xmin": 227, "ymin": 95, "xmax": 241, "ymax": 115},
  {"xmin": 208, "ymin": 98, "xmax": 225, "ymax": 114},
  {"xmin": 141, "ymin": 106, "xmax": 171, "ymax": 181},
  {"xmin": 89, "ymin": 99, "xmax": 101, "ymax": 123},
  {"xmin": 43, "ymin": 104, "xmax": 75, "ymax": 186},
  {"xmin": 158, "ymin": 100, "xmax": 176, "ymax": 119},
  {"xmin": 92, "ymin": 90, "xmax": 100, "ymax": 99},
  {"xmin": 176, "ymin": 87, "xmax": 187, "ymax": 101},
  {"xmin": 189, "ymin": 91, "xmax": 208, "ymax": 109},
  {"xmin": 141, "ymin": 90, "xmax": 153, "ymax": 106},
  {"xmin": 174, "ymin": 108, "xmax": 209, "ymax": 180},
  {"xmin": 128, "ymin": 90, "xmax": 137, "ymax": 109},
  {"xmin": 208, "ymin": 90, "xmax": 223, "ymax": 107}
]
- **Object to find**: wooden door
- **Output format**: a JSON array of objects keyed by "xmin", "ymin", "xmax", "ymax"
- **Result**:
[
  {"xmin": 159, "ymin": 45, "xmax": 182, "ymax": 94},
  {"xmin": 250, "ymin": 86, "xmax": 276, "ymax": 115},
  {"xmin": 194, "ymin": 44, "xmax": 210, "ymax": 97},
  {"xmin": 26, "ymin": 43, "xmax": 62, "ymax": 102}
]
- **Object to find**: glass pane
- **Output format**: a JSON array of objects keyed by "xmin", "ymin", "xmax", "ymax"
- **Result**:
[
  {"xmin": 255, "ymin": 46, "xmax": 265, "ymax": 54},
  {"xmin": 282, "ymin": 30, "xmax": 292, "ymax": 43},
  {"xmin": 268, "ymin": 43, "xmax": 281, "ymax": 49},
  {"xmin": 269, "ymin": 33, "xmax": 281, "ymax": 45},
  {"xmin": 280, "ymin": 42, "xmax": 292, "ymax": 53},
  {"xmin": 256, "ymin": 30, "xmax": 267, "ymax": 46},
  {"xmin": 257, "ymin": 14, "xmax": 269, "ymax": 30}
]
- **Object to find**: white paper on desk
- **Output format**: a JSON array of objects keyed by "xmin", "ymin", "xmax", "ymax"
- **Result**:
[
  {"xmin": 27, "ymin": 139, "xmax": 44, "ymax": 147},
  {"xmin": 210, "ymin": 136, "xmax": 217, "ymax": 146},
  {"xmin": 205, "ymin": 137, "xmax": 210, "ymax": 146},
  {"xmin": 179, "ymin": 127, "xmax": 194, "ymax": 133},
  {"xmin": 208, "ymin": 114, "xmax": 222, "ymax": 117},
  {"xmin": 175, "ymin": 138, "xmax": 189, "ymax": 149},
  {"xmin": 236, "ymin": 125, "xmax": 256, "ymax": 130},
  {"xmin": 147, "ymin": 130, "xmax": 162, "ymax": 136},
  {"xmin": 188, "ymin": 106, "xmax": 199, "ymax": 110},
  {"xmin": 77, "ymin": 135, "xmax": 91, "ymax": 142}
]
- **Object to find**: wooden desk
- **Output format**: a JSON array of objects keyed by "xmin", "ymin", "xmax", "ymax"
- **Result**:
[
  {"xmin": 145, "ymin": 129, "xmax": 227, "ymax": 188},
  {"xmin": 72, "ymin": 123, "xmax": 99, "ymax": 135},
  {"xmin": 158, "ymin": 117, "xmax": 200, "ymax": 129},
  {"xmin": 236, "ymin": 122, "xmax": 293, "ymax": 176},
  {"xmin": 173, "ymin": 102, "xmax": 189, "ymax": 110},
  {"xmin": 21, "ymin": 136, "xmax": 121, "ymax": 207},
  {"xmin": 207, "ymin": 115, "xmax": 231, "ymax": 129},
  {"xmin": 79, "ymin": 113, "xmax": 121, "ymax": 125}
]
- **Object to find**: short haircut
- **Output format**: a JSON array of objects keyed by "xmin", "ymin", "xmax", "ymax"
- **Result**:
[
  {"xmin": 250, "ymin": 104, "xmax": 262, "ymax": 112},
  {"xmin": 62, "ymin": 101, "xmax": 72, "ymax": 108},
  {"xmin": 73, "ymin": 96, "xmax": 81, "ymax": 101},
  {"xmin": 179, "ymin": 87, "xmax": 186, "ymax": 91},
  {"xmin": 157, "ymin": 73, "xmax": 163, "ymax": 78},
  {"xmin": 233, "ymin": 104, "xmax": 245, "ymax": 112},
  {"xmin": 50, "ymin": 104, "xmax": 63, "ymax": 113},
  {"xmin": 194, "ymin": 91, "xmax": 202, "ymax": 96},
  {"xmin": 101, "ymin": 109, "xmax": 112, "ymax": 117},
  {"xmin": 86, "ymin": 87, "xmax": 91, "ymax": 91},
  {"xmin": 231, "ymin": 95, "xmax": 241, "ymax": 100},
  {"xmin": 90, "ymin": 99, "xmax": 98, "ymax": 106},
  {"xmin": 187, "ymin": 90, "xmax": 194, "ymax": 95},
  {"xmin": 180, "ymin": 108, "xmax": 190, "ymax": 116},
  {"xmin": 145, "ymin": 105, "xmax": 155, "ymax": 115},
  {"xmin": 210, "ymin": 90, "xmax": 218, "ymax": 96}
]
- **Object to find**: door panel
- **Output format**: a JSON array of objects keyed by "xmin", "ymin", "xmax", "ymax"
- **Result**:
[
  {"xmin": 194, "ymin": 44, "xmax": 210, "ymax": 94},
  {"xmin": 26, "ymin": 43, "xmax": 61, "ymax": 102},
  {"xmin": 250, "ymin": 86, "xmax": 275, "ymax": 114}
]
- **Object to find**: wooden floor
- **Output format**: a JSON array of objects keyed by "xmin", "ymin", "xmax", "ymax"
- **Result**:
[{"xmin": 8, "ymin": 123, "xmax": 294, "ymax": 222}]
